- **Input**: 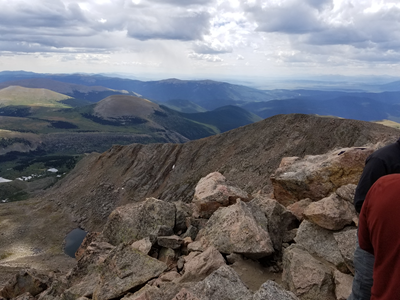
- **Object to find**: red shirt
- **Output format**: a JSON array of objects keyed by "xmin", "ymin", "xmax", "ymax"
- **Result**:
[{"xmin": 358, "ymin": 173, "xmax": 400, "ymax": 300}]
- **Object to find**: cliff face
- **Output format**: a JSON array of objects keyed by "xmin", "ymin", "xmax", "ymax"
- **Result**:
[{"xmin": 43, "ymin": 114, "xmax": 400, "ymax": 231}]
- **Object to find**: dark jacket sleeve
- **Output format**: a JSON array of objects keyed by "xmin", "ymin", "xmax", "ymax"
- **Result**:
[{"xmin": 354, "ymin": 156, "xmax": 387, "ymax": 213}]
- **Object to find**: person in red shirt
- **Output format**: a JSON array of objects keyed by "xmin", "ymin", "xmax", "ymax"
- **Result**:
[{"xmin": 358, "ymin": 173, "xmax": 400, "ymax": 299}]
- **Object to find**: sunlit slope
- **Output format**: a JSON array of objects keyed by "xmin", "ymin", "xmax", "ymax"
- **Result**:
[{"xmin": 0, "ymin": 86, "xmax": 71, "ymax": 108}]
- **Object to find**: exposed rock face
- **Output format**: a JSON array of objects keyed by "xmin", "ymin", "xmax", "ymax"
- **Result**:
[
  {"xmin": 179, "ymin": 246, "xmax": 226, "ymax": 283},
  {"xmin": 93, "ymin": 244, "xmax": 167, "ymax": 300},
  {"xmin": 333, "ymin": 228, "xmax": 358, "ymax": 274},
  {"xmin": 294, "ymin": 220, "xmax": 347, "ymax": 272},
  {"xmin": 334, "ymin": 270, "xmax": 353, "ymax": 300},
  {"xmin": 190, "ymin": 265, "xmax": 253, "ymax": 300},
  {"xmin": 282, "ymin": 245, "xmax": 335, "ymax": 300},
  {"xmin": 271, "ymin": 146, "xmax": 375, "ymax": 206},
  {"xmin": 102, "ymin": 197, "xmax": 176, "ymax": 245},
  {"xmin": 192, "ymin": 172, "xmax": 251, "ymax": 218},
  {"xmin": 303, "ymin": 194, "xmax": 356, "ymax": 231},
  {"xmin": 287, "ymin": 199, "xmax": 312, "ymax": 221},
  {"xmin": 196, "ymin": 200, "xmax": 274, "ymax": 259},
  {"xmin": 253, "ymin": 280, "xmax": 300, "ymax": 300},
  {"xmin": 0, "ymin": 270, "xmax": 50, "ymax": 299},
  {"xmin": 42, "ymin": 114, "xmax": 399, "ymax": 231},
  {"xmin": 248, "ymin": 196, "xmax": 298, "ymax": 252}
]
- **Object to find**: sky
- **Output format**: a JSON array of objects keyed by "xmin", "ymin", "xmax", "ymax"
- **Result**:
[{"xmin": 1, "ymin": 0, "xmax": 400, "ymax": 83}]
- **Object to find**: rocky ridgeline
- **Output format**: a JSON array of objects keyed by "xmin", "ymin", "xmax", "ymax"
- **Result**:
[{"xmin": 0, "ymin": 144, "xmax": 377, "ymax": 300}]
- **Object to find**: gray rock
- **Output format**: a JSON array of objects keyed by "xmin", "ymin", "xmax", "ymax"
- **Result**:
[
  {"xmin": 174, "ymin": 201, "xmax": 192, "ymax": 233},
  {"xmin": 282, "ymin": 245, "xmax": 335, "ymax": 300},
  {"xmin": 248, "ymin": 196, "xmax": 298, "ymax": 252},
  {"xmin": 102, "ymin": 197, "xmax": 176, "ymax": 245},
  {"xmin": 181, "ymin": 225, "xmax": 199, "ymax": 241},
  {"xmin": 294, "ymin": 220, "xmax": 348, "ymax": 272},
  {"xmin": 334, "ymin": 270, "xmax": 353, "ymax": 300},
  {"xmin": 191, "ymin": 265, "xmax": 253, "ymax": 300},
  {"xmin": 0, "ymin": 269, "xmax": 50, "ymax": 299},
  {"xmin": 335, "ymin": 184, "xmax": 357, "ymax": 203},
  {"xmin": 333, "ymin": 228, "xmax": 358, "ymax": 274},
  {"xmin": 253, "ymin": 280, "xmax": 299, "ymax": 300},
  {"xmin": 196, "ymin": 200, "xmax": 274, "ymax": 259},
  {"xmin": 157, "ymin": 235, "xmax": 184, "ymax": 250},
  {"xmin": 93, "ymin": 243, "xmax": 167, "ymax": 300}
]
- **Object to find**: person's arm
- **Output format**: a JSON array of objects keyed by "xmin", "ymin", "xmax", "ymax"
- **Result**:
[{"xmin": 354, "ymin": 157, "xmax": 387, "ymax": 213}]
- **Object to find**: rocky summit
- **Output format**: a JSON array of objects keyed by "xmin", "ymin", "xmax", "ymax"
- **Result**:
[{"xmin": 1, "ymin": 113, "xmax": 400, "ymax": 300}]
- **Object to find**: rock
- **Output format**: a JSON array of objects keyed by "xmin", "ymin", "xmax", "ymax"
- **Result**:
[
  {"xmin": 93, "ymin": 243, "xmax": 167, "ymax": 300},
  {"xmin": 181, "ymin": 226, "xmax": 199, "ymax": 241},
  {"xmin": 174, "ymin": 201, "xmax": 193, "ymax": 233},
  {"xmin": 0, "ymin": 269, "xmax": 50, "ymax": 299},
  {"xmin": 179, "ymin": 246, "xmax": 226, "ymax": 283},
  {"xmin": 282, "ymin": 245, "xmax": 335, "ymax": 300},
  {"xmin": 334, "ymin": 270, "xmax": 353, "ymax": 300},
  {"xmin": 102, "ymin": 197, "xmax": 176, "ymax": 245},
  {"xmin": 303, "ymin": 194, "xmax": 356, "ymax": 231},
  {"xmin": 75, "ymin": 232, "xmax": 101, "ymax": 260},
  {"xmin": 131, "ymin": 237, "xmax": 153, "ymax": 255},
  {"xmin": 248, "ymin": 196, "xmax": 298, "ymax": 252},
  {"xmin": 157, "ymin": 235, "xmax": 184, "ymax": 250},
  {"xmin": 294, "ymin": 220, "xmax": 348, "ymax": 272},
  {"xmin": 192, "ymin": 172, "xmax": 251, "ymax": 218},
  {"xmin": 287, "ymin": 199, "xmax": 312, "ymax": 221},
  {"xmin": 333, "ymin": 228, "xmax": 358, "ymax": 274},
  {"xmin": 191, "ymin": 265, "xmax": 253, "ymax": 300},
  {"xmin": 158, "ymin": 247, "xmax": 178, "ymax": 267},
  {"xmin": 196, "ymin": 200, "xmax": 274, "ymax": 259},
  {"xmin": 253, "ymin": 280, "xmax": 299, "ymax": 300},
  {"xmin": 14, "ymin": 293, "xmax": 36, "ymax": 300},
  {"xmin": 271, "ymin": 147, "xmax": 374, "ymax": 206},
  {"xmin": 335, "ymin": 184, "xmax": 357, "ymax": 203},
  {"xmin": 172, "ymin": 288, "xmax": 201, "ymax": 300}
]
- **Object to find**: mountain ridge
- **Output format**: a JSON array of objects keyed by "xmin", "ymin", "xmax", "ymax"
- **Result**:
[{"xmin": 42, "ymin": 113, "xmax": 400, "ymax": 231}]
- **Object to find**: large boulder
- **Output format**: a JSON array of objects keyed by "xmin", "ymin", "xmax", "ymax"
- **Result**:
[
  {"xmin": 333, "ymin": 228, "xmax": 358, "ymax": 274},
  {"xmin": 179, "ymin": 246, "xmax": 226, "ymax": 283},
  {"xmin": 270, "ymin": 147, "xmax": 374, "ymax": 206},
  {"xmin": 0, "ymin": 270, "xmax": 51, "ymax": 299},
  {"xmin": 102, "ymin": 197, "xmax": 176, "ymax": 245},
  {"xmin": 192, "ymin": 172, "xmax": 251, "ymax": 218},
  {"xmin": 334, "ymin": 270, "xmax": 353, "ymax": 300},
  {"xmin": 282, "ymin": 245, "xmax": 335, "ymax": 300},
  {"xmin": 303, "ymin": 194, "xmax": 356, "ymax": 231},
  {"xmin": 190, "ymin": 265, "xmax": 253, "ymax": 300},
  {"xmin": 253, "ymin": 280, "xmax": 300, "ymax": 300},
  {"xmin": 294, "ymin": 221, "xmax": 347, "ymax": 273},
  {"xmin": 93, "ymin": 244, "xmax": 167, "ymax": 300},
  {"xmin": 248, "ymin": 196, "xmax": 298, "ymax": 252},
  {"xmin": 196, "ymin": 200, "xmax": 274, "ymax": 259}
]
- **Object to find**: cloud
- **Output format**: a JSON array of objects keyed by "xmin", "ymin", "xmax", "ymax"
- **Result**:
[
  {"xmin": 188, "ymin": 52, "xmax": 223, "ymax": 62},
  {"xmin": 127, "ymin": 11, "xmax": 210, "ymax": 41},
  {"xmin": 192, "ymin": 41, "xmax": 232, "ymax": 54},
  {"xmin": 147, "ymin": 0, "xmax": 214, "ymax": 6}
]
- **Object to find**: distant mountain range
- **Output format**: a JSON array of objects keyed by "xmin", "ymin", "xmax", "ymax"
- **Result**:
[{"xmin": 1, "ymin": 71, "xmax": 400, "ymax": 123}]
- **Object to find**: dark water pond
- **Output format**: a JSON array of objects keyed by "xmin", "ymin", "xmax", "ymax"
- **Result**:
[{"xmin": 64, "ymin": 228, "xmax": 87, "ymax": 258}]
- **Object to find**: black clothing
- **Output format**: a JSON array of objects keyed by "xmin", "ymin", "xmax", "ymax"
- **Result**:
[{"xmin": 354, "ymin": 138, "xmax": 400, "ymax": 213}]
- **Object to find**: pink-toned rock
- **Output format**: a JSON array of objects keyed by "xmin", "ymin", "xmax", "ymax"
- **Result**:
[
  {"xmin": 196, "ymin": 200, "xmax": 274, "ymax": 259},
  {"xmin": 131, "ymin": 237, "xmax": 153, "ymax": 255},
  {"xmin": 270, "ymin": 147, "xmax": 375, "ymax": 206},
  {"xmin": 75, "ymin": 232, "xmax": 101, "ymax": 260},
  {"xmin": 192, "ymin": 172, "xmax": 251, "ymax": 218},
  {"xmin": 179, "ymin": 246, "xmax": 226, "ymax": 283},
  {"xmin": 334, "ymin": 270, "xmax": 353, "ymax": 300},
  {"xmin": 303, "ymin": 194, "xmax": 357, "ymax": 231},
  {"xmin": 282, "ymin": 245, "xmax": 335, "ymax": 300},
  {"xmin": 287, "ymin": 198, "xmax": 312, "ymax": 221}
]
